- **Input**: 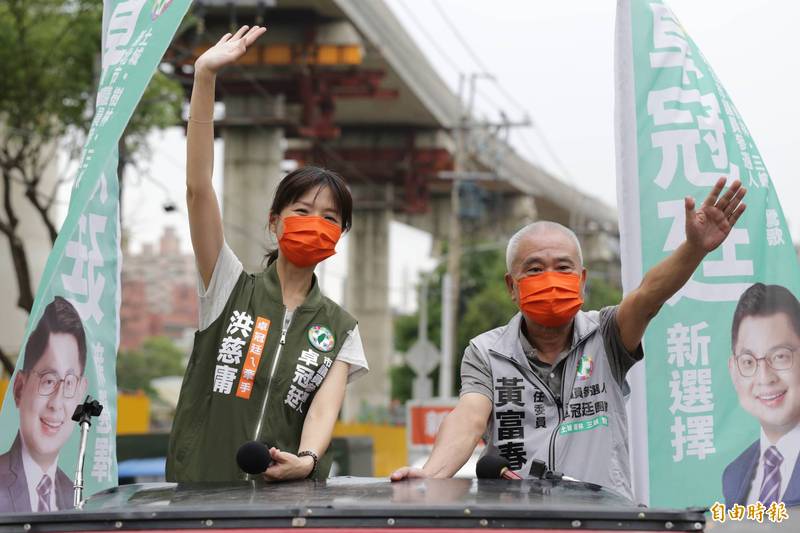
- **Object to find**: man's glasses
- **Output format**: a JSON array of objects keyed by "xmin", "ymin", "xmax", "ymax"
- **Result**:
[
  {"xmin": 31, "ymin": 370, "xmax": 80, "ymax": 398},
  {"xmin": 734, "ymin": 347, "xmax": 796, "ymax": 377}
]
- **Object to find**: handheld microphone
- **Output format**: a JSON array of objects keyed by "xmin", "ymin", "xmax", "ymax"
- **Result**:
[
  {"xmin": 476, "ymin": 455, "xmax": 523, "ymax": 480},
  {"xmin": 236, "ymin": 441, "xmax": 273, "ymax": 475}
]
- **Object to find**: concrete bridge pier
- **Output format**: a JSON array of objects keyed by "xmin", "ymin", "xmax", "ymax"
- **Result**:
[
  {"xmin": 221, "ymin": 96, "xmax": 286, "ymax": 272},
  {"xmin": 342, "ymin": 200, "xmax": 393, "ymax": 421}
]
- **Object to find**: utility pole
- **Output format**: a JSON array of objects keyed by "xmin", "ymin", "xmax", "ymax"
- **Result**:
[
  {"xmin": 440, "ymin": 75, "xmax": 465, "ymax": 399},
  {"xmin": 439, "ymin": 74, "xmax": 531, "ymax": 399}
]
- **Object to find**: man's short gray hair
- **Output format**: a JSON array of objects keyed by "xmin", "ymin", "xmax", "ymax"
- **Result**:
[{"xmin": 506, "ymin": 221, "xmax": 583, "ymax": 272}]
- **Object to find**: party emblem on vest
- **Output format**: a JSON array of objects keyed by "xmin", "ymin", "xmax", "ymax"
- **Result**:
[
  {"xmin": 576, "ymin": 354, "xmax": 593, "ymax": 381},
  {"xmin": 308, "ymin": 325, "xmax": 335, "ymax": 352}
]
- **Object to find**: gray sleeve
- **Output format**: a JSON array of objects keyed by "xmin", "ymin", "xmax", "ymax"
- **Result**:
[
  {"xmin": 197, "ymin": 242, "xmax": 244, "ymax": 331},
  {"xmin": 598, "ymin": 305, "xmax": 644, "ymax": 387},
  {"xmin": 459, "ymin": 344, "xmax": 493, "ymax": 401}
]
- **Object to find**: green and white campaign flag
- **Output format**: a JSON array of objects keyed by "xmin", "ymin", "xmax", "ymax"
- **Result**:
[
  {"xmin": 616, "ymin": 0, "xmax": 800, "ymax": 507},
  {"xmin": 0, "ymin": 0, "xmax": 191, "ymax": 511}
]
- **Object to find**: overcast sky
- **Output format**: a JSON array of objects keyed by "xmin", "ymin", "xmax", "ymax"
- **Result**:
[
  {"xmin": 121, "ymin": 0, "xmax": 800, "ymax": 310},
  {"xmin": 386, "ymin": 0, "xmax": 799, "ymax": 218}
]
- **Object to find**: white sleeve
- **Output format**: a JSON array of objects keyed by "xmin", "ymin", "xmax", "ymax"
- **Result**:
[
  {"xmin": 197, "ymin": 242, "xmax": 244, "ymax": 331},
  {"xmin": 336, "ymin": 325, "xmax": 369, "ymax": 383}
]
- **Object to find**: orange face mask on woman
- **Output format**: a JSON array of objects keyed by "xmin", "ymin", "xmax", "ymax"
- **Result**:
[
  {"xmin": 518, "ymin": 271, "xmax": 584, "ymax": 328},
  {"xmin": 278, "ymin": 216, "xmax": 342, "ymax": 268}
]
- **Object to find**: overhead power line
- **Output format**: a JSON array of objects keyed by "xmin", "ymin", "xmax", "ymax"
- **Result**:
[
  {"xmin": 430, "ymin": 0, "xmax": 490, "ymax": 73},
  {"xmin": 430, "ymin": 0, "xmax": 528, "ymax": 118},
  {"xmin": 395, "ymin": 0, "xmax": 463, "ymax": 78},
  {"xmin": 427, "ymin": 0, "xmax": 578, "ymax": 182}
]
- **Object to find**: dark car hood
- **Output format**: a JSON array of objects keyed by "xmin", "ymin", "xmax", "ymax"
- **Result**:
[{"xmin": 0, "ymin": 477, "xmax": 706, "ymax": 531}]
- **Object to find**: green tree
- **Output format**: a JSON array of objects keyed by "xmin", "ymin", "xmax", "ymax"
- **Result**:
[
  {"xmin": 392, "ymin": 248, "xmax": 517, "ymax": 402},
  {"xmin": 116, "ymin": 337, "xmax": 185, "ymax": 398},
  {"xmin": 0, "ymin": 0, "xmax": 101, "ymax": 316},
  {"xmin": 584, "ymin": 276, "xmax": 623, "ymax": 311},
  {"xmin": 389, "ymin": 364, "xmax": 415, "ymax": 404},
  {"xmin": 0, "ymin": 0, "xmax": 184, "ymax": 374}
]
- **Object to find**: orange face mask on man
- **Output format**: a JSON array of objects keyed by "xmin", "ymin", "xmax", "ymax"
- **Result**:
[
  {"xmin": 518, "ymin": 271, "xmax": 584, "ymax": 328},
  {"xmin": 278, "ymin": 216, "xmax": 342, "ymax": 268}
]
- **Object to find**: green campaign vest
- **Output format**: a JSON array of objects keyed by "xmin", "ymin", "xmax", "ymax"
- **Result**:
[{"xmin": 166, "ymin": 262, "xmax": 357, "ymax": 482}]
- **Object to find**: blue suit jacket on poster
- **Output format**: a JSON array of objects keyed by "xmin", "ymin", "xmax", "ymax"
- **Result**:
[
  {"xmin": 0, "ymin": 434, "xmax": 74, "ymax": 513},
  {"xmin": 722, "ymin": 440, "xmax": 800, "ymax": 507}
]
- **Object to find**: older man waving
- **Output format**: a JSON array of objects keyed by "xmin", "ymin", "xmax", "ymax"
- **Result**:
[{"xmin": 391, "ymin": 178, "xmax": 746, "ymax": 501}]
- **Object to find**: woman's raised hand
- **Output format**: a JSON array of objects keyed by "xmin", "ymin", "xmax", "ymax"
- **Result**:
[{"xmin": 195, "ymin": 25, "xmax": 267, "ymax": 75}]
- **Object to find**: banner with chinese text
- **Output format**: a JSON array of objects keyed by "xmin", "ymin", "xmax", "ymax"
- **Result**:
[
  {"xmin": 616, "ymin": 0, "xmax": 800, "ymax": 507},
  {"xmin": 0, "ymin": 0, "xmax": 192, "ymax": 510}
]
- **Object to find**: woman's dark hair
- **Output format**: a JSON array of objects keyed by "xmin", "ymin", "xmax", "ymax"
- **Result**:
[
  {"xmin": 266, "ymin": 166, "xmax": 352, "ymax": 265},
  {"xmin": 731, "ymin": 282, "xmax": 800, "ymax": 350},
  {"xmin": 24, "ymin": 296, "xmax": 87, "ymax": 374}
]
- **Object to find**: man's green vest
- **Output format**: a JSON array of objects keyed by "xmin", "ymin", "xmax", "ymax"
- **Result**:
[{"xmin": 166, "ymin": 263, "xmax": 357, "ymax": 482}]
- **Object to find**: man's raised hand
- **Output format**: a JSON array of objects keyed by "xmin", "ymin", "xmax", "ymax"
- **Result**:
[{"xmin": 685, "ymin": 177, "xmax": 747, "ymax": 253}]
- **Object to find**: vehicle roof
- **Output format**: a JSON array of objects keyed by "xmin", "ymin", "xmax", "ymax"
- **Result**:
[{"xmin": 0, "ymin": 477, "xmax": 706, "ymax": 531}]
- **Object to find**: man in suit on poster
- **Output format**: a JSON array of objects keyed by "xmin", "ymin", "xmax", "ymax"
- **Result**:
[
  {"xmin": 0, "ymin": 297, "xmax": 88, "ymax": 513},
  {"xmin": 724, "ymin": 283, "xmax": 800, "ymax": 507}
]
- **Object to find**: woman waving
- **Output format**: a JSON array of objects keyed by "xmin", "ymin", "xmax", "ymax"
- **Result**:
[{"xmin": 166, "ymin": 26, "xmax": 368, "ymax": 482}]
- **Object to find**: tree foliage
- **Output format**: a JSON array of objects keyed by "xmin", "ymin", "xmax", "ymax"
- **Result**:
[
  {"xmin": 392, "ymin": 248, "xmax": 517, "ymax": 401},
  {"xmin": 389, "ymin": 364, "xmax": 415, "ymax": 405},
  {"xmin": 583, "ymin": 276, "xmax": 623, "ymax": 313},
  {"xmin": 0, "ymin": 0, "xmax": 102, "ymax": 317},
  {"xmin": 0, "ymin": 0, "xmax": 185, "ymax": 373},
  {"xmin": 116, "ymin": 337, "xmax": 185, "ymax": 397}
]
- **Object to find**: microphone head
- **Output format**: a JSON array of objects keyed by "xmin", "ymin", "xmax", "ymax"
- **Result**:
[
  {"xmin": 476, "ymin": 454, "xmax": 512, "ymax": 479},
  {"xmin": 236, "ymin": 441, "xmax": 272, "ymax": 474}
]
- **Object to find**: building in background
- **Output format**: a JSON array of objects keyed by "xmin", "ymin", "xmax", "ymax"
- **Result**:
[{"xmin": 120, "ymin": 227, "xmax": 198, "ymax": 352}]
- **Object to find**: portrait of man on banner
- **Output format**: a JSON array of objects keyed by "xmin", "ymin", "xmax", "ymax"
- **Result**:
[
  {"xmin": 724, "ymin": 283, "xmax": 800, "ymax": 506},
  {"xmin": 0, "ymin": 297, "xmax": 88, "ymax": 513}
]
